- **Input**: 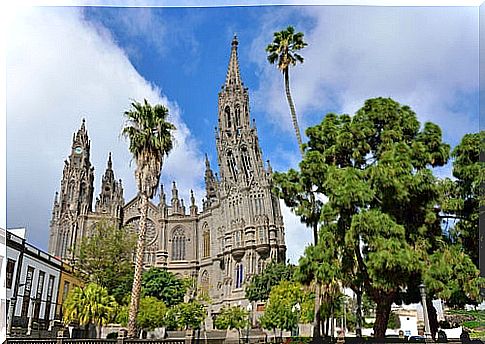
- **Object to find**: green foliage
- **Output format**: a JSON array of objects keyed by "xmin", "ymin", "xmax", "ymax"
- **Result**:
[
  {"xmin": 441, "ymin": 131, "xmax": 484, "ymax": 268},
  {"xmin": 117, "ymin": 296, "xmax": 167, "ymax": 331},
  {"xmin": 266, "ymin": 26, "xmax": 307, "ymax": 72},
  {"xmin": 76, "ymin": 221, "xmax": 136, "ymax": 304},
  {"xmin": 122, "ymin": 99, "xmax": 176, "ymax": 198},
  {"xmin": 387, "ymin": 311, "xmax": 401, "ymax": 329},
  {"xmin": 245, "ymin": 261, "xmax": 294, "ymax": 302},
  {"xmin": 278, "ymin": 97, "xmax": 479, "ymax": 337},
  {"xmin": 259, "ymin": 281, "xmax": 313, "ymax": 332},
  {"xmin": 165, "ymin": 300, "xmax": 207, "ymax": 330},
  {"xmin": 63, "ymin": 283, "xmax": 118, "ymax": 330},
  {"xmin": 142, "ymin": 268, "xmax": 187, "ymax": 307},
  {"xmin": 214, "ymin": 306, "xmax": 249, "ymax": 332}
]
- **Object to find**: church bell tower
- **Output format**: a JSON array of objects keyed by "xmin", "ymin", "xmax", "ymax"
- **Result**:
[{"xmin": 48, "ymin": 119, "xmax": 94, "ymax": 260}]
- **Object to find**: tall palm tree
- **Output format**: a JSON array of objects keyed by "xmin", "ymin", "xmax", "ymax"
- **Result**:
[
  {"xmin": 63, "ymin": 283, "xmax": 118, "ymax": 338},
  {"xmin": 266, "ymin": 26, "xmax": 307, "ymax": 155},
  {"xmin": 122, "ymin": 99, "xmax": 175, "ymax": 337}
]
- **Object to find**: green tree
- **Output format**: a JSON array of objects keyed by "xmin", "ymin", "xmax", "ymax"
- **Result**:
[
  {"xmin": 117, "ymin": 296, "xmax": 167, "ymax": 334},
  {"xmin": 75, "ymin": 220, "xmax": 136, "ymax": 304},
  {"xmin": 259, "ymin": 281, "xmax": 313, "ymax": 336},
  {"xmin": 245, "ymin": 261, "xmax": 294, "ymax": 302},
  {"xmin": 214, "ymin": 306, "xmax": 249, "ymax": 341},
  {"xmin": 387, "ymin": 311, "xmax": 401, "ymax": 329},
  {"xmin": 288, "ymin": 97, "xmax": 481, "ymax": 338},
  {"xmin": 165, "ymin": 300, "xmax": 207, "ymax": 331},
  {"xmin": 63, "ymin": 283, "xmax": 118, "ymax": 338},
  {"xmin": 141, "ymin": 268, "xmax": 187, "ymax": 307},
  {"xmin": 122, "ymin": 99, "xmax": 176, "ymax": 337},
  {"xmin": 266, "ymin": 26, "xmax": 307, "ymax": 154},
  {"xmin": 441, "ymin": 132, "xmax": 484, "ymax": 267}
]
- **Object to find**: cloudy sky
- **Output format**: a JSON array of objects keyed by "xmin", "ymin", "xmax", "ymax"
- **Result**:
[{"xmin": 6, "ymin": 3, "xmax": 479, "ymax": 263}]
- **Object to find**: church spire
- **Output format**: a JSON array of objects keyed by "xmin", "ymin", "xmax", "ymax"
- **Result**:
[{"xmin": 224, "ymin": 35, "xmax": 242, "ymax": 89}]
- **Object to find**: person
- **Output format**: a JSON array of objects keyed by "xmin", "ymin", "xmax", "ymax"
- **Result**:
[{"xmin": 437, "ymin": 329, "xmax": 447, "ymax": 343}]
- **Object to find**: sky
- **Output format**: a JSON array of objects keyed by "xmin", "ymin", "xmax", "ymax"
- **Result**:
[{"xmin": 5, "ymin": 3, "xmax": 479, "ymax": 264}]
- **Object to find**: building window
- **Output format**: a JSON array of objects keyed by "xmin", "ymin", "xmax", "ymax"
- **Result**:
[
  {"xmin": 225, "ymin": 106, "xmax": 231, "ymax": 128},
  {"xmin": 235, "ymin": 263, "xmax": 244, "ymax": 289},
  {"xmin": 172, "ymin": 228, "xmax": 186, "ymax": 261},
  {"xmin": 44, "ymin": 275, "xmax": 55, "ymax": 322},
  {"xmin": 62, "ymin": 281, "xmax": 70, "ymax": 303},
  {"xmin": 203, "ymin": 229, "xmax": 210, "ymax": 258},
  {"xmin": 33, "ymin": 271, "xmax": 45, "ymax": 320},
  {"xmin": 21, "ymin": 266, "xmax": 35, "ymax": 317},
  {"xmin": 200, "ymin": 270, "xmax": 210, "ymax": 295},
  {"xmin": 6, "ymin": 259, "xmax": 15, "ymax": 289},
  {"xmin": 235, "ymin": 104, "xmax": 241, "ymax": 127}
]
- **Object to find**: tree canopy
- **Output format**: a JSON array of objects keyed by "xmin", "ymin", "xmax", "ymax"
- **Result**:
[
  {"xmin": 245, "ymin": 261, "xmax": 294, "ymax": 302},
  {"xmin": 276, "ymin": 97, "xmax": 481, "ymax": 338},
  {"xmin": 141, "ymin": 267, "xmax": 188, "ymax": 307},
  {"xmin": 75, "ymin": 221, "xmax": 136, "ymax": 304}
]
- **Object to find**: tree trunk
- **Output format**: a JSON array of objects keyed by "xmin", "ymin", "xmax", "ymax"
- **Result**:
[
  {"xmin": 426, "ymin": 298, "xmax": 438, "ymax": 339},
  {"xmin": 313, "ymin": 281, "xmax": 321, "ymax": 340},
  {"xmin": 127, "ymin": 193, "xmax": 149, "ymax": 337},
  {"xmin": 355, "ymin": 288, "xmax": 363, "ymax": 337},
  {"xmin": 283, "ymin": 69, "xmax": 304, "ymax": 155},
  {"xmin": 372, "ymin": 292, "xmax": 395, "ymax": 338}
]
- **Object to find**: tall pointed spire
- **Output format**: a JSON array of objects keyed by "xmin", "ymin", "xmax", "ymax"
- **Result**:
[
  {"xmin": 224, "ymin": 34, "xmax": 242, "ymax": 88},
  {"xmin": 107, "ymin": 152, "xmax": 112, "ymax": 170}
]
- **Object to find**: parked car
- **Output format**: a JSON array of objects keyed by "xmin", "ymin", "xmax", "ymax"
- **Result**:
[{"xmin": 408, "ymin": 335, "xmax": 425, "ymax": 342}]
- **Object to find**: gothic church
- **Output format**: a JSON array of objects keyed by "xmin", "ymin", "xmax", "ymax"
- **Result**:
[{"xmin": 48, "ymin": 37, "xmax": 287, "ymax": 312}]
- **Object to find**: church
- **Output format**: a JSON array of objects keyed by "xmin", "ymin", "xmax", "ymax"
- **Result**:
[{"xmin": 48, "ymin": 36, "xmax": 287, "ymax": 313}]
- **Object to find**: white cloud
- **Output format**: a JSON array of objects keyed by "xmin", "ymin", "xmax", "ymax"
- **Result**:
[
  {"xmin": 280, "ymin": 200, "xmax": 314, "ymax": 264},
  {"xmin": 6, "ymin": 7, "xmax": 205, "ymax": 248},
  {"xmin": 251, "ymin": 6, "xmax": 478, "ymax": 146}
]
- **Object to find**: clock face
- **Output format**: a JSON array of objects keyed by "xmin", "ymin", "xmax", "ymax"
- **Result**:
[{"xmin": 74, "ymin": 146, "xmax": 83, "ymax": 154}]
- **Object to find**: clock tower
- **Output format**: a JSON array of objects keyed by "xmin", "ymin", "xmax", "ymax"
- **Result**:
[{"xmin": 48, "ymin": 119, "xmax": 95, "ymax": 259}]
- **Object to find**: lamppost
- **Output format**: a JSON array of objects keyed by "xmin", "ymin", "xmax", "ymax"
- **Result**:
[
  {"xmin": 246, "ymin": 303, "xmax": 253, "ymax": 344},
  {"xmin": 418, "ymin": 283, "xmax": 431, "ymax": 340},
  {"xmin": 291, "ymin": 303, "xmax": 301, "ymax": 337}
]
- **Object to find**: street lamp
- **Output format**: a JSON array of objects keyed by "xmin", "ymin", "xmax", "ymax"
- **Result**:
[
  {"xmin": 418, "ymin": 283, "xmax": 431, "ymax": 340},
  {"xmin": 291, "ymin": 303, "xmax": 301, "ymax": 337},
  {"xmin": 246, "ymin": 303, "xmax": 253, "ymax": 344}
]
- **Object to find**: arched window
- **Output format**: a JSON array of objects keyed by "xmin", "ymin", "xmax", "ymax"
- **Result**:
[
  {"xmin": 235, "ymin": 263, "xmax": 244, "ymax": 289},
  {"xmin": 200, "ymin": 270, "xmax": 210, "ymax": 295},
  {"xmin": 227, "ymin": 150, "xmax": 238, "ymax": 180},
  {"xmin": 235, "ymin": 104, "xmax": 241, "ymax": 127},
  {"xmin": 258, "ymin": 258, "xmax": 265, "ymax": 274},
  {"xmin": 241, "ymin": 146, "xmax": 252, "ymax": 179},
  {"xmin": 203, "ymin": 226, "xmax": 210, "ymax": 258},
  {"xmin": 225, "ymin": 106, "xmax": 232, "ymax": 128},
  {"xmin": 172, "ymin": 228, "xmax": 186, "ymax": 261}
]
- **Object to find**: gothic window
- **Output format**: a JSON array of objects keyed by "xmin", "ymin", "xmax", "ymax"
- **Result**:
[
  {"xmin": 172, "ymin": 228, "xmax": 186, "ymax": 261},
  {"xmin": 234, "ymin": 230, "xmax": 242, "ymax": 248},
  {"xmin": 200, "ymin": 270, "xmax": 210, "ymax": 295},
  {"xmin": 227, "ymin": 150, "xmax": 238, "ymax": 180},
  {"xmin": 225, "ymin": 106, "xmax": 232, "ymax": 128},
  {"xmin": 241, "ymin": 146, "xmax": 252, "ymax": 179},
  {"xmin": 235, "ymin": 104, "xmax": 241, "ymax": 127},
  {"xmin": 203, "ymin": 226, "xmax": 210, "ymax": 258},
  {"xmin": 235, "ymin": 263, "xmax": 244, "ymax": 289},
  {"xmin": 126, "ymin": 217, "xmax": 157, "ymax": 245}
]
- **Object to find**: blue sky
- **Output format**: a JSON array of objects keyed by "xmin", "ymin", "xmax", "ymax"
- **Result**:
[{"xmin": 6, "ymin": 4, "xmax": 479, "ymax": 263}]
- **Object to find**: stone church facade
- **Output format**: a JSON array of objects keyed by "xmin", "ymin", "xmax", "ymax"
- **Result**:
[{"xmin": 48, "ymin": 37, "xmax": 286, "ymax": 313}]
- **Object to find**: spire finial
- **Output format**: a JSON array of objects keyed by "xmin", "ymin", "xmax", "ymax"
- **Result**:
[
  {"xmin": 190, "ymin": 189, "xmax": 195, "ymax": 206},
  {"xmin": 107, "ymin": 152, "xmax": 112, "ymax": 169},
  {"xmin": 224, "ymin": 34, "xmax": 242, "ymax": 88}
]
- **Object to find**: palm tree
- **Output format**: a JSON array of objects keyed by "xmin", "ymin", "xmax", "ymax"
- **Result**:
[
  {"xmin": 122, "ymin": 99, "xmax": 175, "ymax": 337},
  {"xmin": 266, "ymin": 26, "xmax": 307, "ymax": 155},
  {"xmin": 63, "ymin": 283, "xmax": 118, "ymax": 338}
]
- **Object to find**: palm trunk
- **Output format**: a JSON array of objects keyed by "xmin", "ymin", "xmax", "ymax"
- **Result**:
[
  {"xmin": 283, "ymin": 69, "xmax": 304, "ymax": 155},
  {"xmin": 312, "ymin": 281, "xmax": 321, "ymax": 340},
  {"xmin": 355, "ymin": 288, "xmax": 363, "ymax": 337},
  {"xmin": 127, "ymin": 193, "xmax": 149, "ymax": 337}
]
